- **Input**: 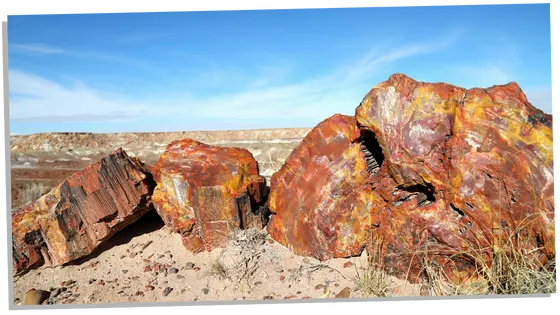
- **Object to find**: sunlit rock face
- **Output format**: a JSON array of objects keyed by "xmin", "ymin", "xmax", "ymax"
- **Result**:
[
  {"xmin": 151, "ymin": 139, "xmax": 268, "ymax": 253},
  {"xmin": 12, "ymin": 149, "xmax": 155, "ymax": 275}
]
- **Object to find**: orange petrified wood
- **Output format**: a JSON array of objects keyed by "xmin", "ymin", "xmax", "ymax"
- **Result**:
[
  {"xmin": 151, "ymin": 139, "xmax": 267, "ymax": 252},
  {"xmin": 268, "ymin": 74, "xmax": 554, "ymax": 282}
]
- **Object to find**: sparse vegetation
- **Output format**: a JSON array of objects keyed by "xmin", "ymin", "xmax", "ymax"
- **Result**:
[
  {"xmin": 411, "ymin": 215, "xmax": 556, "ymax": 296},
  {"xmin": 208, "ymin": 259, "xmax": 228, "ymax": 279},
  {"xmin": 353, "ymin": 263, "xmax": 393, "ymax": 297},
  {"xmin": 208, "ymin": 229, "xmax": 270, "ymax": 286},
  {"xmin": 20, "ymin": 182, "xmax": 47, "ymax": 206},
  {"xmin": 260, "ymin": 145, "xmax": 284, "ymax": 179},
  {"xmin": 352, "ymin": 243, "xmax": 393, "ymax": 297},
  {"xmin": 289, "ymin": 263, "xmax": 347, "ymax": 283}
]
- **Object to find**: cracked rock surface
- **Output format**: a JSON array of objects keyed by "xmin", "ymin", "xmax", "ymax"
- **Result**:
[{"xmin": 12, "ymin": 149, "xmax": 155, "ymax": 275}]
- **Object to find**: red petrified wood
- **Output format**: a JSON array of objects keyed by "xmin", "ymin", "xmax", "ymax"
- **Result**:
[{"xmin": 12, "ymin": 149, "xmax": 155, "ymax": 274}]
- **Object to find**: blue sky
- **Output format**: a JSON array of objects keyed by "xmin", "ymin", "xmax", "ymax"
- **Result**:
[{"xmin": 7, "ymin": 4, "xmax": 552, "ymax": 135}]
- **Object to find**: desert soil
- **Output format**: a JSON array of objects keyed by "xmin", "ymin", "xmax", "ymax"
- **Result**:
[{"xmin": 10, "ymin": 129, "xmax": 422, "ymax": 306}]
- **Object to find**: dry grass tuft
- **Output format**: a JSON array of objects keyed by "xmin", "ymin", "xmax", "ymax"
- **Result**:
[
  {"xmin": 20, "ymin": 182, "xmax": 47, "ymax": 206},
  {"xmin": 208, "ymin": 229, "xmax": 270, "ymax": 288},
  {"xmin": 412, "ymin": 214, "xmax": 556, "ymax": 296},
  {"xmin": 354, "ymin": 264, "xmax": 393, "ymax": 297},
  {"xmin": 353, "ymin": 243, "xmax": 393, "ymax": 297}
]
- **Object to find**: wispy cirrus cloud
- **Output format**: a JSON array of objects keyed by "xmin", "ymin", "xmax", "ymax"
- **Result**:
[
  {"xmin": 9, "ymin": 42, "xmax": 162, "ymax": 72},
  {"xmin": 10, "ymin": 31, "xmax": 465, "ymax": 130},
  {"xmin": 10, "ymin": 43, "xmax": 66, "ymax": 54}
]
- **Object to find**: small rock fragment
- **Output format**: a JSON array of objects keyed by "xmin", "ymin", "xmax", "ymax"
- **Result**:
[
  {"xmin": 314, "ymin": 284, "xmax": 325, "ymax": 290},
  {"xmin": 335, "ymin": 287, "xmax": 351, "ymax": 298},
  {"xmin": 163, "ymin": 287, "xmax": 173, "ymax": 297}
]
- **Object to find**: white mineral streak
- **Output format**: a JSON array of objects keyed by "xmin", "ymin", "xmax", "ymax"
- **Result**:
[{"xmin": 172, "ymin": 176, "xmax": 188, "ymax": 208}]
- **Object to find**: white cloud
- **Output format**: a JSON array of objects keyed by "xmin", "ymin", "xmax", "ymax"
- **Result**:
[
  {"xmin": 9, "ymin": 32, "xmax": 461, "ymax": 128},
  {"xmin": 9, "ymin": 70, "xmax": 148, "ymax": 122},
  {"xmin": 10, "ymin": 43, "xmax": 66, "ymax": 54}
]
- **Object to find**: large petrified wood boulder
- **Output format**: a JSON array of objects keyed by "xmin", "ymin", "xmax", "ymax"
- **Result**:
[
  {"xmin": 267, "ymin": 114, "xmax": 377, "ymax": 260},
  {"xmin": 151, "ymin": 139, "xmax": 268, "ymax": 253},
  {"xmin": 357, "ymin": 74, "xmax": 554, "ymax": 279},
  {"xmin": 12, "ymin": 149, "xmax": 155, "ymax": 274},
  {"xmin": 268, "ymin": 74, "xmax": 554, "ymax": 282}
]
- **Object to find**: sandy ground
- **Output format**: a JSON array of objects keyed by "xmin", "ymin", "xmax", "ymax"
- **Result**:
[
  {"xmin": 11, "ymin": 130, "xmax": 423, "ymax": 306},
  {"xmin": 13, "ymin": 210, "xmax": 422, "ymax": 306}
]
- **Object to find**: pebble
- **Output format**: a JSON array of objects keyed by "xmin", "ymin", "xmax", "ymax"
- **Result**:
[
  {"xmin": 263, "ymin": 295, "xmax": 274, "ymax": 300},
  {"xmin": 202, "ymin": 288, "xmax": 209, "ymax": 295},
  {"xmin": 335, "ymin": 287, "xmax": 351, "ymax": 298},
  {"xmin": 169, "ymin": 267, "xmax": 179, "ymax": 274},
  {"xmin": 279, "ymin": 276, "xmax": 286, "ymax": 281},
  {"xmin": 51, "ymin": 288, "xmax": 62, "ymax": 297},
  {"xmin": 145, "ymin": 285, "xmax": 155, "ymax": 291},
  {"xmin": 163, "ymin": 287, "xmax": 173, "ymax": 296},
  {"xmin": 314, "ymin": 284, "xmax": 325, "ymax": 290},
  {"xmin": 274, "ymin": 267, "xmax": 284, "ymax": 273},
  {"xmin": 135, "ymin": 291, "xmax": 144, "ymax": 297},
  {"xmin": 176, "ymin": 275, "xmax": 185, "ymax": 279},
  {"xmin": 343, "ymin": 261, "xmax": 354, "ymax": 268},
  {"xmin": 129, "ymin": 252, "xmax": 137, "ymax": 258},
  {"xmin": 122, "ymin": 269, "xmax": 129, "ymax": 274},
  {"xmin": 254, "ymin": 281, "xmax": 263, "ymax": 286},
  {"xmin": 284, "ymin": 295, "xmax": 297, "ymax": 299},
  {"xmin": 193, "ymin": 267, "xmax": 201, "ymax": 271},
  {"xmin": 420, "ymin": 284, "xmax": 430, "ymax": 296},
  {"xmin": 185, "ymin": 262, "xmax": 195, "ymax": 270}
]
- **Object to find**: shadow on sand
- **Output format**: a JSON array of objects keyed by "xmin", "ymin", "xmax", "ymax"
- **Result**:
[{"xmin": 66, "ymin": 209, "xmax": 166, "ymax": 266}]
